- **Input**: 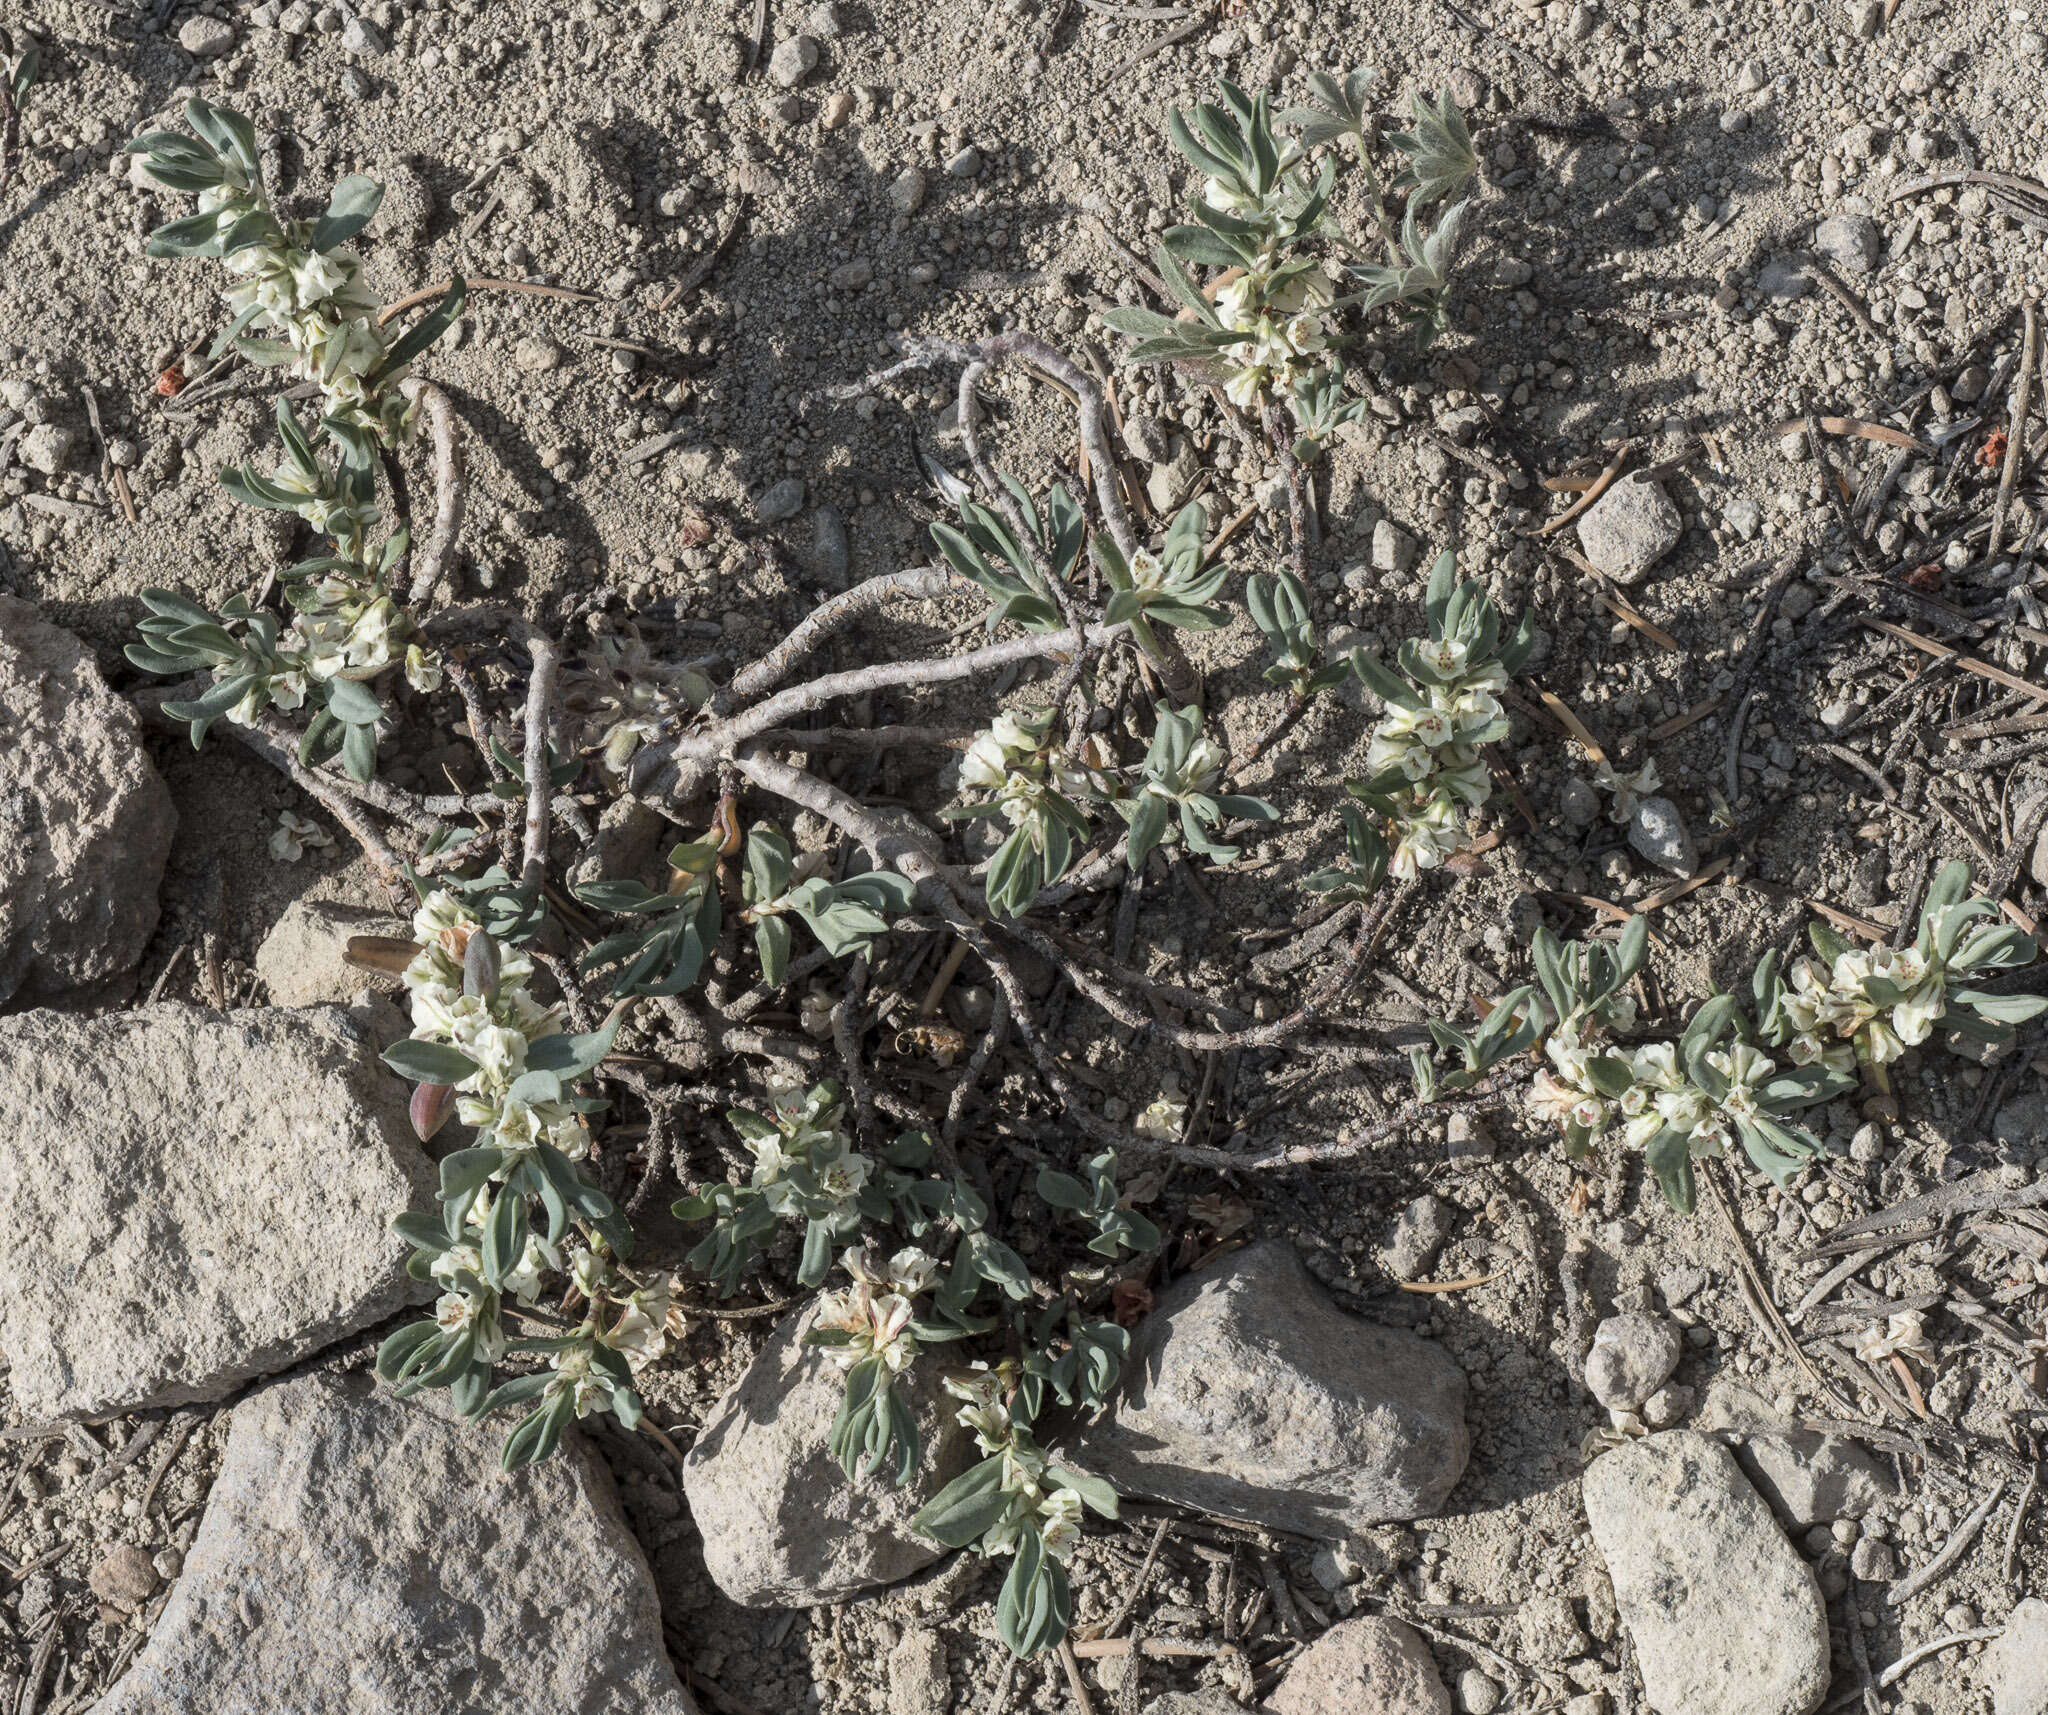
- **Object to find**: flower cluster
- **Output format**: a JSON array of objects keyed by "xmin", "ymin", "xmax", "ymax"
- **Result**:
[
  {"xmin": 1214, "ymin": 269, "xmax": 1335, "ymax": 411},
  {"xmin": 1505, "ymin": 925, "xmax": 1851, "ymax": 1213},
  {"xmin": 950, "ymin": 708, "xmax": 1102, "ymax": 917},
  {"xmin": 1756, "ymin": 864, "xmax": 2045, "ymax": 1082},
  {"xmin": 560, "ymin": 623, "xmax": 714, "ymax": 778},
  {"xmin": 1772, "ymin": 944, "xmax": 1944, "ymax": 1071},
  {"xmin": 940, "ymin": 1366, "xmax": 1089, "ymax": 1562},
  {"xmin": 1348, "ymin": 556, "xmax": 1531, "ymax": 880},
  {"xmin": 739, "ymin": 1074, "xmax": 873, "ymax": 1229},
  {"xmin": 402, "ymin": 890, "xmax": 593, "ymax": 1166},
  {"xmin": 813, "ymin": 1244, "xmax": 938, "ymax": 1380}
]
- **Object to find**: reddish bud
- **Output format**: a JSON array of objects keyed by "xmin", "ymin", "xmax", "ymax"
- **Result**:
[{"xmin": 410, "ymin": 1081, "xmax": 457, "ymax": 1142}]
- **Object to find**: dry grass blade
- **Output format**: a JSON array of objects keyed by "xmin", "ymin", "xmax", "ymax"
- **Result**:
[
  {"xmin": 1535, "ymin": 690, "xmax": 1609, "ymax": 764},
  {"xmin": 1774, "ymin": 415, "xmax": 1934, "ymax": 455},
  {"xmin": 1860, "ymin": 615, "xmax": 2048, "ymax": 704},
  {"xmin": 1528, "ymin": 441, "xmax": 1633, "ymax": 536}
]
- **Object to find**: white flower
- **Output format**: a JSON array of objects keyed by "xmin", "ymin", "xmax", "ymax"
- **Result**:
[
  {"xmin": 268, "ymin": 809, "xmax": 332, "ymax": 862},
  {"xmin": 603, "ymin": 1276, "xmax": 674, "ymax": 1371},
  {"xmin": 502, "ymin": 1232, "xmax": 563, "ymax": 1306},
  {"xmin": 1134, "ymin": 1084, "xmax": 1187, "ymax": 1141},
  {"xmin": 434, "ymin": 1288, "xmax": 506, "ymax": 1364},
  {"xmin": 1038, "ymin": 1488, "xmax": 1084, "ymax": 1561},
  {"xmin": 405, "ymin": 643, "xmax": 444, "ymax": 694},
  {"xmin": 1855, "ymin": 1309, "xmax": 1933, "ymax": 1366}
]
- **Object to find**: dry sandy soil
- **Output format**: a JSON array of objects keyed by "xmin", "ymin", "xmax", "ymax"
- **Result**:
[{"xmin": 2, "ymin": 0, "xmax": 2048, "ymax": 1709}]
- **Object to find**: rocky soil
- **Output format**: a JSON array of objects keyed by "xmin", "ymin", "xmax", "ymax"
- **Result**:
[{"xmin": 2, "ymin": 0, "xmax": 2048, "ymax": 1711}]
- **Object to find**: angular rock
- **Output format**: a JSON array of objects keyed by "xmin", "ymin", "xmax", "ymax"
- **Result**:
[
  {"xmin": 1519, "ymin": 1593, "xmax": 1589, "ymax": 1664},
  {"xmin": 1066, "ymin": 1242, "xmax": 1469, "ymax": 1539},
  {"xmin": 768, "ymin": 33, "xmax": 819, "ymax": 86},
  {"xmin": 1628, "ymin": 796, "xmax": 1697, "ymax": 878},
  {"xmin": 1385, "ymin": 1194, "xmax": 1454, "ymax": 1279},
  {"xmin": 0, "ymin": 1005, "xmax": 431, "ymax": 1418},
  {"xmin": 1576, "ymin": 476, "xmax": 1682, "ymax": 586},
  {"xmin": 1269, "ymin": 1616, "xmax": 1450, "ymax": 1715},
  {"xmin": 888, "ymin": 166, "xmax": 928, "ymax": 214},
  {"xmin": 1700, "ymin": 1383, "xmax": 1891, "ymax": 1526},
  {"xmin": 0, "ymin": 596, "xmax": 177, "ymax": 1005},
  {"xmin": 684, "ymin": 1303, "xmax": 973, "ymax": 1606},
  {"xmin": 1583, "ymin": 1432, "xmax": 1829, "ymax": 1715},
  {"xmin": 88, "ymin": 1544, "xmax": 160, "ymax": 1612},
  {"xmin": 93, "ymin": 1372, "xmax": 696, "ymax": 1715},
  {"xmin": 255, "ymin": 898, "xmax": 407, "ymax": 1007},
  {"xmin": 1815, "ymin": 212, "xmax": 1880, "ymax": 277},
  {"xmin": 1737, "ymin": 1430, "xmax": 1889, "ymax": 1527},
  {"xmin": 1584, "ymin": 1313, "xmax": 1682, "ymax": 1413},
  {"xmin": 755, "ymin": 477, "xmax": 806, "ymax": 522},
  {"xmin": 1988, "ymin": 1598, "xmax": 2048, "ymax": 1715}
]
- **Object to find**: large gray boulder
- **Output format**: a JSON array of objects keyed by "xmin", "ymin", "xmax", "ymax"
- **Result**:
[
  {"xmin": 0, "ymin": 595, "xmax": 176, "ymax": 1005},
  {"xmin": 0, "ymin": 1004, "xmax": 431, "ymax": 1418},
  {"xmin": 684, "ymin": 1303, "xmax": 974, "ymax": 1606},
  {"xmin": 1268, "ymin": 1615, "xmax": 1450, "ymax": 1715},
  {"xmin": 91, "ymin": 1371, "xmax": 697, "ymax": 1715},
  {"xmin": 1583, "ymin": 1431, "xmax": 1829, "ymax": 1715},
  {"xmin": 1065, "ymin": 1242, "xmax": 1469, "ymax": 1539}
]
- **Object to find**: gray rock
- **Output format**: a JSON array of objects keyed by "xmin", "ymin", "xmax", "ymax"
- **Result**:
[
  {"xmin": 1845, "ymin": 0, "xmax": 1885, "ymax": 34},
  {"xmin": 1737, "ymin": 1431, "xmax": 1890, "ymax": 1527},
  {"xmin": 1628, "ymin": 796, "xmax": 1697, "ymax": 877},
  {"xmin": 1699, "ymin": 1384, "xmax": 1892, "ymax": 1526},
  {"xmin": 177, "ymin": 14, "xmax": 236, "ymax": 56},
  {"xmin": 1385, "ymin": 1194, "xmax": 1454, "ymax": 1279},
  {"xmin": 1141, "ymin": 1696, "xmax": 1250, "ymax": 1715},
  {"xmin": 1577, "ymin": 476, "xmax": 1682, "ymax": 585},
  {"xmin": 1269, "ymin": 1616, "xmax": 1450, "ymax": 1715},
  {"xmin": 755, "ymin": 477, "xmax": 806, "ymax": 522},
  {"xmin": 828, "ymin": 258, "xmax": 873, "ymax": 291},
  {"xmin": 1584, "ymin": 1432, "xmax": 1829, "ymax": 1715},
  {"xmin": 255, "ymin": 898, "xmax": 406, "ymax": 1007},
  {"xmin": 886, "ymin": 1629, "xmax": 949, "ymax": 1715},
  {"xmin": 512, "ymin": 335, "xmax": 561, "ymax": 373},
  {"xmin": 813, "ymin": 504, "xmax": 851, "ymax": 583},
  {"xmin": 1849, "ymin": 1536, "xmax": 1896, "ymax": 1581},
  {"xmin": 93, "ymin": 1372, "xmax": 695, "ymax": 1715},
  {"xmin": 1641, "ymin": 1384, "xmax": 1693, "ymax": 1430},
  {"xmin": 1987, "ymin": 1597, "xmax": 2048, "ymax": 1715},
  {"xmin": 1065, "ymin": 1241, "xmax": 1470, "ymax": 1538},
  {"xmin": 1815, "ymin": 212, "xmax": 1881, "ymax": 277},
  {"xmin": 1123, "ymin": 415, "xmax": 1174, "ymax": 464},
  {"xmin": 1757, "ymin": 256, "xmax": 1813, "ymax": 301},
  {"xmin": 88, "ymin": 1544, "xmax": 160, "ymax": 1612},
  {"xmin": 340, "ymin": 15, "xmax": 386, "ymax": 54},
  {"xmin": 0, "ymin": 1005, "xmax": 431, "ymax": 1419},
  {"xmin": 1560, "ymin": 778, "xmax": 1601, "ymax": 827},
  {"xmin": 0, "ymin": 596, "xmax": 176, "ymax": 1005},
  {"xmin": 1457, "ymin": 1669, "xmax": 1504, "ymax": 1715},
  {"xmin": 1146, "ymin": 438, "xmax": 1202, "ymax": 514},
  {"xmin": 946, "ymin": 145, "xmax": 983, "ymax": 178},
  {"xmin": 684, "ymin": 1303, "xmax": 973, "ymax": 1605},
  {"xmin": 1585, "ymin": 1313, "xmax": 1682, "ymax": 1412},
  {"xmin": 889, "ymin": 167, "xmax": 928, "ymax": 214},
  {"xmin": 1723, "ymin": 496, "xmax": 1763, "ymax": 542},
  {"xmin": 1372, "ymin": 518, "xmax": 1419, "ymax": 574},
  {"xmin": 806, "ymin": 1, "xmax": 843, "ymax": 35},
  {"xmin": 18, "ymin": 421, "xmax": 75, "ymax": 475},
  {"xmin": 768, "ymin": 33, "xmax": 820, "ymax": 86},
  {"xmin": 1520, "ymin": 1593, "xmax": 1589, "ymax": 1663}
]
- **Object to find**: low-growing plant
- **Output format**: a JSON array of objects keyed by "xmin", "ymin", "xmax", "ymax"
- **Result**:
[
  {"xmin": 1344, "ymin": 552, "xmax": 1534, "ymax": 879},
  {"xmin": 1419, "ymin": 863, "xmax": 2044, "ymax": 1213}
]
